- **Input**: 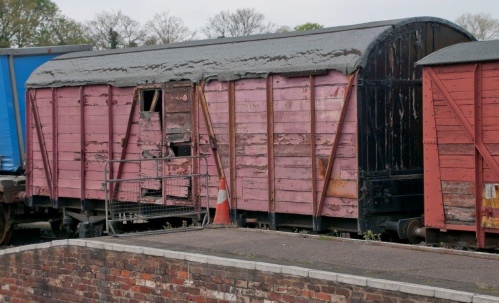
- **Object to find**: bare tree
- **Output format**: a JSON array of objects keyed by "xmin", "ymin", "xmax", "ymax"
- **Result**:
[
  {"xmin": 85, "ymin": 10, "xmax": 146, "ymax": 49},
  {"xmin": 455, "ymin": 12, "xmax": 499, "ymax": 41},
  {"xmin": 202, "ymin": 8, "xmax": 276, "ymax": 38},
  {"xmin": 144, "ymin": 11, "xmax": 196, "ymax": 45}
]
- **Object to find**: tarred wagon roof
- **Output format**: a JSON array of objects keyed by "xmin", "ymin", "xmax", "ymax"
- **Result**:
[
  {"xmin": 26, "ymin": 17, "xmax": 472, "ymax": 88},
  {"xmin": 417, "ymin": 40, "xmax": 499, "ymax": 66}
]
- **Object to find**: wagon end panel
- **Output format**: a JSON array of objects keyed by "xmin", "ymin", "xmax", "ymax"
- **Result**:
[
  {"xmin": 357, "ymin": 20, "xmax": 473, "ymax": 237},
  {"xmin": 27, "ymin": 88, "xmax": 54, "ymax": 206},
  {"xmin": 480, "ymin": 61, "xmax": 499, "ymax": 235}
]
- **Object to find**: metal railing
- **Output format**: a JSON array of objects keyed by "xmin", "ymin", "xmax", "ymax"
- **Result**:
[{"xmin": 104, "ymin": 155, "xmax": 209, "ymax": 236}]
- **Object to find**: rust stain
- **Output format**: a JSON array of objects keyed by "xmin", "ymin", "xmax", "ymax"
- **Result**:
[
  {"xmin": 317, "ymin": 158, "xmax": 328, "ymax": 180},
  {"xmin": 482, "ymin": 184, "xmax": 499, "ymax": 229},
  {"xmin": 326, "ymin": 179, "xmax": 357, "ymax": 199}
]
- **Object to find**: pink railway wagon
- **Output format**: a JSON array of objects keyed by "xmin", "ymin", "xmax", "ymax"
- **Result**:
[
  {"xmin": 25, "ymin": 17, "xmax": 473, "ymax": 240},
  {"xmin": 418, "ymin": 40, "xmax": 499, "ymax": 248}
]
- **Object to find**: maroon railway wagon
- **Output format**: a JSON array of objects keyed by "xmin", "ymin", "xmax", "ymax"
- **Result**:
[
  {"xmin": 418, "ymin": 40, "xmax": 499, "ymax": 248},
  {"xmin": 25, "ymin": 17, "xmax": 473, "ymax": 240}
]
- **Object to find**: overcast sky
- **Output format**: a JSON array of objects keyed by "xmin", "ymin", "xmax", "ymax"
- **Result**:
[{"xmin": 52, "ymin": 0, "xmax": 498, "ymax": 34}]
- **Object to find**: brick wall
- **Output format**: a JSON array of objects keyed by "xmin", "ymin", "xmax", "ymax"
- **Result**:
[{"xmin": 0, "ymin": 240, "xmax": 494, "ymax": 303}]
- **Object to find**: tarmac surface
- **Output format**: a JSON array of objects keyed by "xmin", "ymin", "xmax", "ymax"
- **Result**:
[{"xmin": 92, "ymin": 227, "xmax": 499, "ymax": 297}]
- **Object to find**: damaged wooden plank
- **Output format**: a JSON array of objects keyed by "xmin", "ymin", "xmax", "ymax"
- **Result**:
[
  {"xmin": 197, "ymin": 82, "xmax": 225, "ymax": 179},
  {"xmin": 316, "ymin": 72, "xmax": 357, "ymax": 217}
]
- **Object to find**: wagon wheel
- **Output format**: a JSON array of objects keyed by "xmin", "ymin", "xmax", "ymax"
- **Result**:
[{"xmin": 0, "ymin": 204, "xmax": 13, "ymax": 245}]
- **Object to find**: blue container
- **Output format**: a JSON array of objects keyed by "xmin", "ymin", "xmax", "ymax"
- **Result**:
[{"xmin": 0, "ymin": 45, "xmax": 92, "ymax": 173}]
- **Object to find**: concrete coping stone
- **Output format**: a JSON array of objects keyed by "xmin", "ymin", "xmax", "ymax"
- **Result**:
[
  {"xmin": 184, "ymin": 252, "xmax": 209, "ymax": 264},
  {"xmin": 399, "ymin": 283, "xmax": 436, "ymax": 297},
  {"xmin": 18, "ymin": 244, "xmax": 37, "ymax": 252},
  {"xmin": 143, "ymin": 247, "xmax": 165, "ymax": 257},
  {"xmin": 434, "ymin": 288, "xmax": 474, "ymax": 303},
  {"xmin": 122, "ymin": 245, "xmax": 144, "ymax": 254},
  {"xmin": 366, "ymin": 278, "xmax": 403, "ymax": 292},
  {"xmin": 1, "ymin": 239, "xmax": 497, "ymax": 302},
  {"xmin": 51, "ymin": 239, "xmax": 69, "ymax": 247},
  {"xmin": 255, "ymin": 262, "xmax": 282, "ymax": 274},
  {"xmin": 34, "ymin": 242, "xmax": 52, "ymax": 250},
  {"xmin": 85, "ymin": 241, "xmax": 105, "ymax": 250},
  {"xmin": 163, "ymin": 250, "xmax": 186, "ymax": 260},
  {"xmin": 337, "ymin": 274, "xmax": 368, "ymax": 287},
  {"xmin": 472, "ymin": 295, "xmax": 499, "ymax": 303},
  {"xmin": 3, "ymin": 247, "xmax": 20, "ymax": 254},
  {"xmin": 282, "ymin": 266, "xmax": 309, "ymax": 278},
  {"xmin": 68, "ymin": 239, "xmax": 86, "ymax": 247},
  {"xmin": 308, "ymin": 270, "xmax": 338, "ymax": 282}
]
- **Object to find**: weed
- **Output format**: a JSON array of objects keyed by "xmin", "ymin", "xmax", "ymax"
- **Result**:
[
  {"xmin": 318, "ymin": 235, "xmax": 333, "ymax": 241},
  {"xmin": 362, "ymin": 230, "xmax": 381, "ymax": 241}
]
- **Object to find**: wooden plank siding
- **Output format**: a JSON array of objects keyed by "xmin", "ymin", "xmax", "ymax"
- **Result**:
[
  {"xmin": 197, "ymin": 71, "xmax": 358, "ymax": 218},
  {"xmin": 426, "ymin": 62, "xmax": 499, "ymax": 227},
  {"xmin": 30, "ymin": 85, "xmax": 139, "ymax": 201},
  {"xmin": 29, "ymin": 71, "xmax": 358, "ymax": 220}
]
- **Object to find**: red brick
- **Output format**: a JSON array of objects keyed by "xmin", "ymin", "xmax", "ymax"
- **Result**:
[
  {"xmin": 121, "ymin": 284, "xmax": 131, "ymax": 291},
  {"xmin": 295, "ymin": 297, "xmax": 310, "ymax": 303},
  {"xmin": 367, "ymin": 293, "xmax": 383, "ymax": 302},
  {"xmin": 129, "ymin": 259, "xmax": 140, "ymax": 266},
  {"xmin": 193, "ymin": 295, "xmax": 207, "ymax": 303},
  {"xmin": 315, "ymin": 292, "xmax": 331, "ymax": 301},
  {"xmin": 133, "ymin": 292, "xmax": 146, "ymax": 300},
  {"xmin": 110, "ymin": 269, "xmax": 121, "ymax": 276},
  {"xmin": 301, "ymin": 289, "xmax": 315, "ymax": 298},
  {"xmin": 160, "ymin": 290, "xmax": 173, "ymax": 297},
  {"xmin": 269, "ymin": 292, "xmax": 282, "ymax": 300},
  {"xmin": 121, "ymin": 270, "xmax": 131, "ymax": 277},
  {"xmin": 140, "ymin": 273, "xmax": 152, "ymax": 280},
  {"xmin": 336, "ymin": 287, "xmax": 351, "ymax": 297},
  {"xmin": 177, "ymin": 271, "xmax": 189, "ymax": 279}
]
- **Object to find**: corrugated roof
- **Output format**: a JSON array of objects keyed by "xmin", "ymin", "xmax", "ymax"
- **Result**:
[
  {"xmin": 417, "ymin": 40, "xmax": 499, "ymax": 66},
  {"xmin": 27, "ymin": 17, "xmax": 470, "ymax": 88}
]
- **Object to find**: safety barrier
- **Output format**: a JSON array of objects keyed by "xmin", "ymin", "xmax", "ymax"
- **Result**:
[{"xmin": 103, "ymin": 156, "xmax": 209, "ymax": 235}]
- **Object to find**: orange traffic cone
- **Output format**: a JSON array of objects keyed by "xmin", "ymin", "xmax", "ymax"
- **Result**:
[{"xmin": 213, "ymin": 177, "xmax": 231, "ymax": 225}]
